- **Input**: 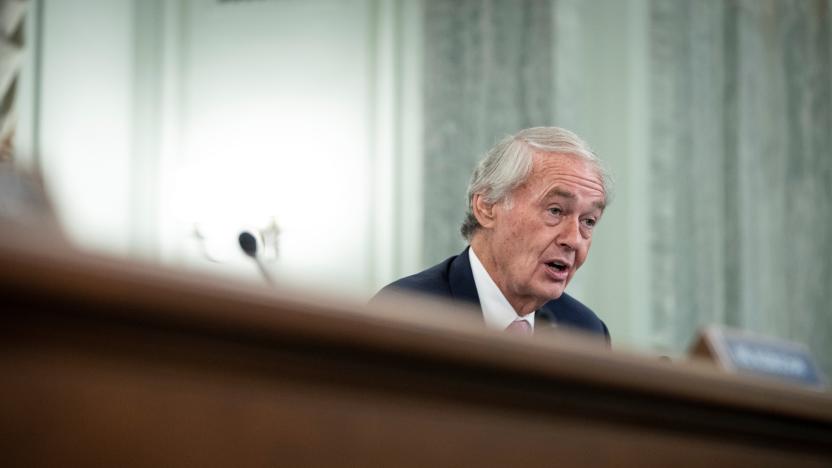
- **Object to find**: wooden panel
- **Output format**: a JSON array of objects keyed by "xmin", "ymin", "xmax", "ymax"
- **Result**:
[{"xmin": 1, "ymin": 230, "xmax": 831, "ymax": 467}]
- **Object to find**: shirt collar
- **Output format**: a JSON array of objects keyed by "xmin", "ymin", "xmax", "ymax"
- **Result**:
[{"xmin": 468, "ymin": 247, "xmax": 535, "ymax": 331}]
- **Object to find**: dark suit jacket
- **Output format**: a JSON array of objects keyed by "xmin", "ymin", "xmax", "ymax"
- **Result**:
[{"xmin": 375, "ymin": 247, "xmax": 610, "ymax": 342}]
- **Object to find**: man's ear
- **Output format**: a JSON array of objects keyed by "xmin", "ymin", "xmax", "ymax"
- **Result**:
[{"xmin": 472, "ymin": 193, "xmax": 498, "ymax": 229}]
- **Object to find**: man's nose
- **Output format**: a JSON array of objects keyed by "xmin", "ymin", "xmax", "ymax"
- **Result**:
[{"xmin": 557, "ymin": 217, "xmax": 581, "ymax": 251}]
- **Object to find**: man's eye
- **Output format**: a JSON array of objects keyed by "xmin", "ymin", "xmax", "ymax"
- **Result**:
[
  {"xmin": 582, "ymin": 218, "xmax": 597, "ymax": 228},
  {"xmin": 548, "ymin": 207, "xmax": 562, "ymax": 216}
]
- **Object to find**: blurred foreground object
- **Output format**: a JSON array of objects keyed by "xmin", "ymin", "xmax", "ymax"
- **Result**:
[
  {"xmin": 690, "ymin": 326, "xmax": 827, "ymax": 390},
  {"xmin": 1, "ymin": 230, "xmax": 831, "ymax": 467},
  {"xmin": 0, "ymin": 162, "xmax": 65, "ymax": 244}
]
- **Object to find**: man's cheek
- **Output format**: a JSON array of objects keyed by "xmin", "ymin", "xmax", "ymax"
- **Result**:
[{"xmin": 575, "ymin": 250, "xmax": 588, "ymax": 270}]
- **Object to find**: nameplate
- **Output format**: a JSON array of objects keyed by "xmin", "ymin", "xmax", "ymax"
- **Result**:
[{"xmin": 690, "ymin": 327, "xmax": 827, "ymax": 390}]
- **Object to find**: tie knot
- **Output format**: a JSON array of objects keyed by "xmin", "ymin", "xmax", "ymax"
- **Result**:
[{"xmin": 505, "ymin": 319, "xmax": 532, "ymax": 336}]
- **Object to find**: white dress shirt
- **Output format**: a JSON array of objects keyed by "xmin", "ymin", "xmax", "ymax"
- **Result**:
[{"xmin": 468, "ymin": 247, "xmax": 535, "ymax": 331}]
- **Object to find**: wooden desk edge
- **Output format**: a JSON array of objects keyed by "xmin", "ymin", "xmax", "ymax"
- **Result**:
[{"xmin": 2, "ymin": 229, "xmax": 831, "ymax": 426}]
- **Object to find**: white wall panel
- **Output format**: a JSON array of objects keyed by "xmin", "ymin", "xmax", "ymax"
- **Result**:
[
  {"xmin": 38, "ymin": 0, "xmax": 135, "ymax": 255},
  {"xmin": 170, "ymin": 0, "xmax": 376, "ymax": 295}
]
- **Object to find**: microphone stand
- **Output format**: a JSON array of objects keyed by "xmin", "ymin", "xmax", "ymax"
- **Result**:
[{"xmin": 238, "ymin": 231, "xmax": 275, "ymax": 286}]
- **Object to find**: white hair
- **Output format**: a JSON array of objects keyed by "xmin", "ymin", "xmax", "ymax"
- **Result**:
[{"xmin": 460, "ymin": 126, "xmax": 613, "ymax": 240}]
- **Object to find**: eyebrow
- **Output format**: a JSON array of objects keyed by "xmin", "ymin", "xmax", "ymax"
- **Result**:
[
  {"xmin": 545, "ymin": 187, "xmax": 606, "ymax": 210},
  {"xmin": 547, "ymin": 188, "xmax": 575, "ymax": 200}
]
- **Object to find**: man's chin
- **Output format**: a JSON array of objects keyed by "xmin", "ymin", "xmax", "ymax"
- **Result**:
[
  {"xmin": 534, "ymin": 283, "xmax": 566, "ymax": 302},
  {"xmin": 550, "ymin": 290, "xmax": 565, "ymax": 300}
]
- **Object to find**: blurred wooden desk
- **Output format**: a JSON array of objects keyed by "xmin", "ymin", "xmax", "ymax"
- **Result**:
[{"xmin": 1, "ymin": 230, "xmax": 831, "ymax": 467}]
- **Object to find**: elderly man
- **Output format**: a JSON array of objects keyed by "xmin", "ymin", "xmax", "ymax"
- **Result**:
[{"xmin": 376, "ymin": 127, "xmax": 610, "ymax": 341}]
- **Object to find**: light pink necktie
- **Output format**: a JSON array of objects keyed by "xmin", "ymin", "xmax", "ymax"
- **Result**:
[{"xmin": 505, "ymin": 319, "xmax": 532, "ymax": 336}]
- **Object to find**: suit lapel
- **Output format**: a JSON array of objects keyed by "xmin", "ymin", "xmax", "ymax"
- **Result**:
[
  {"xmin": 447, "ymin": 247, "xmax": 482, "ymax": 312},
  {"xmin": 536, "ymin": 302, "xmax": 559, "ymax": 328}
]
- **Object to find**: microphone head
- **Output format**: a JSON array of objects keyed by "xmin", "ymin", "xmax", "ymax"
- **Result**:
[{"xmin": 238, "ymin": 231, "xmax": 259, "ymax": 258}]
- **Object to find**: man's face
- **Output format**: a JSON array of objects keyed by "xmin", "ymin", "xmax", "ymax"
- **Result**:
[{"xmin": 479, "ymin": 152, "xmax": 605, "ymax": 312}]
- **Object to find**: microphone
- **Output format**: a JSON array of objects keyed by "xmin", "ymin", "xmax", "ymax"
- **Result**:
[
  {"xmin": 238, "ymin": 231, "xmax": 259, "ymax": 258},
  {"xmin": 238, "ymin": 230, "xmax": 274, "ymax": 286}
]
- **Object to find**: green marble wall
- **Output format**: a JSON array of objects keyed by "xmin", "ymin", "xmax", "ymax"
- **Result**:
[{"xmin": 650, "ymin": 0, "xmax": 832, "ymax": 374}]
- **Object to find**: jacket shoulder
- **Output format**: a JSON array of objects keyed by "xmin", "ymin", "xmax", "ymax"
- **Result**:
[
  {"xmin": 543, "ymin": 293, "xmax": 610, "ymax": 342},
  {"xmin": 373, "ymin": 255, "xmax": 456, "ymax": 300}
]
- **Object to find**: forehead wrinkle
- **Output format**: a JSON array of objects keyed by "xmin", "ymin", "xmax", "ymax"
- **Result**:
[
  {"xmin": 527, "ymin": 156, "xmax": 607, "ymax": 207},
  {"xmin": 531, "ymin": 156, "xmax": 605, "ymax": 191},
  {"xmin": 550, "ymin": 174, "xmax": 605, "ymax": 191},
  {"xmin": 529, "ymin": 166, "xmax": 604, "ymax": 188}
]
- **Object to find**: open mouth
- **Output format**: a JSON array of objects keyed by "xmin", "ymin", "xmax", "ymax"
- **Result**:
[{"xmin": 546, "ymin": 261, "xmax": 569, "ymax": 273}]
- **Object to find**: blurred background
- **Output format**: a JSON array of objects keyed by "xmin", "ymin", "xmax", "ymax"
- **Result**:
[{"xmin": 2, "ymin": 0, "xmax": 830, "ymax": 373}]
